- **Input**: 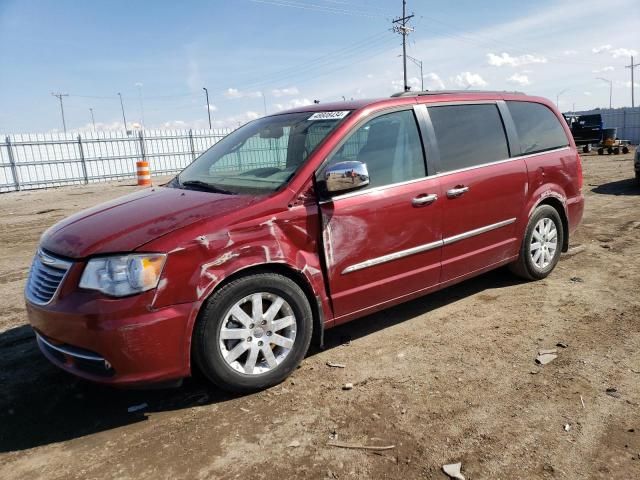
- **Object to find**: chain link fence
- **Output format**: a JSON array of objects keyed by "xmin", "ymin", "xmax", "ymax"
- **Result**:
[{"xmin": 0, "ymin": 128, "xmax": 235, "ymax": 193}]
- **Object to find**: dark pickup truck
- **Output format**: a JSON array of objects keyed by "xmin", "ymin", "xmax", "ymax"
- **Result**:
[{"xmin": 563, "ymin": 114, "xmax": 603, "ymax": 153}]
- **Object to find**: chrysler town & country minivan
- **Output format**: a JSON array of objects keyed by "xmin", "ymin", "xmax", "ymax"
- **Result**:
[{"xmin": 25, "ymin": 91, "xmax": 584, "ymax": 392}]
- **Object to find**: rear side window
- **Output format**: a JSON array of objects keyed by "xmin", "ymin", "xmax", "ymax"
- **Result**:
[
  {"xmin": 427, "ymin": 104, "xmax": 509, "ymax": 173},
  {"xmin": 507, "ymin": 101, "xmax": 569, "ymax": 155}
]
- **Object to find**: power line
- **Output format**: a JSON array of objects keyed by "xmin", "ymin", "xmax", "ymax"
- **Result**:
[{"xmin": 247, "ymin": 0, "xmax": 389, "ymax": 18}]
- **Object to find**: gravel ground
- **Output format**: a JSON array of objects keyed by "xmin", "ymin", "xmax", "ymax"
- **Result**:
[{"xmin": 0, "ymin": 152, "xmax": 639, "ymax": 479}]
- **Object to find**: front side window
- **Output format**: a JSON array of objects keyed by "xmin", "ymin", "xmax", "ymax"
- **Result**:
[
  {"xmin": 323, "ymin": 110, "xmax": 426, "ymax": 189},
  {"xmin": 428, "ymin": 104, "xmax": 509, "ymax": 173},
  {"xmin": 177, "ymin": 112, "xmax": 348, "ymax": 194},
  {"xmin": 507, "ymin": 101, "xmax": 569, "ymax": 155}
]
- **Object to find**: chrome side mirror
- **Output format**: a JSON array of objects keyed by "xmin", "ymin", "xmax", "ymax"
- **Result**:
[{"xmin": 324, "ymin": 161, "xmax": 370, "ymax": 194}]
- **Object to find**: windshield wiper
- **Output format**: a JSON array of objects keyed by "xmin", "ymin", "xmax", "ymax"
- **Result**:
[{"xmin": 180, "ymin": 180, "xmax": 236, "ymax": 195}]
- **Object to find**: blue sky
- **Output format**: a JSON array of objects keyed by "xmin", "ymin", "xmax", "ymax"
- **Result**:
[{"xmin": 0, "ymin": 0, "xmax": 638, "ymax": 133}]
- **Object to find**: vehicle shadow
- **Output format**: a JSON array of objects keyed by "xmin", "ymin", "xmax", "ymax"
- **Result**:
[
  {"xmin": 0, "ymin": 268, "xmax": 523, "ymax": 453},
  {"xmin": 591, "ymin": 178, "xmax": 639, "ymax": 196}
]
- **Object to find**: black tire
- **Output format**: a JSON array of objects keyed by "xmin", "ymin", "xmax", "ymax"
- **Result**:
[
  {"xmin": 509, "ymin": 205, "xmax": 564, "ymax": 281},
  {"xmin": 607, "ymin": 147, "xmax": 614, "ymax": 155},
  {"xmin": 193, "ymin": 273, "xmax": 313, "ymax": 393},
  {"xmin": 582, "ymin": 145, "xmax": 591, "ymax": 154},
  {"xmin": 622, "ymin": 146, "xmax": 629, "ymax": 154},
  {"xmin": 597, "ymin": 148, "xmax": 604, "ymax": 155},
  {"xmin": 613, "ymin": 147, "xmax": 620, "ymax": 155}
]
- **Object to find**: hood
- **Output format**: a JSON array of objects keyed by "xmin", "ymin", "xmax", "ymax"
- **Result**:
[{"xmin": 41, "ymin": 187, "xmax": 260, "ymax": 258}]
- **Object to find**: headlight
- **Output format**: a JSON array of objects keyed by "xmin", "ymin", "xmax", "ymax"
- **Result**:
[{"xmin": 79, "ymin": 254, "xmax": 166, "ymax": 297}]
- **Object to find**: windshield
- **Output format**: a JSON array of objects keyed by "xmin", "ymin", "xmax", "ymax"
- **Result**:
[{"xmin": 175, "ymin": 111, "xmax": 349, "ymax": 194}]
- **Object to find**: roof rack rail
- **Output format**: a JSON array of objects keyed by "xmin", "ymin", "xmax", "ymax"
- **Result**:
[{"xmin": 390, "ymin": 90, "xmax": 525, "ymax": 98}]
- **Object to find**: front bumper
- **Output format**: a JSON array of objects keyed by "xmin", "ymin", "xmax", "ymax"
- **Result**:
[{"xmin": 26, "ymin": 289, "xmax": 198, "ymax": 386}]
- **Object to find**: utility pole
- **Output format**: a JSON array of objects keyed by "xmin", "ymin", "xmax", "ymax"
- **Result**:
[
  {"xmin": 625, "ymin": 56, "xmax": 639, "ymax": 108},
  {"xmin": 51, "ymin": 92, "xmax": 69, "ymax": 133},
  {"xmin": 203, "ymin": 87, "xmax": 212, "ymax": 129},
  {"xmin": 392, "ymin": 0, "xmax": 414, "ymax": 92},
  {"xmin": 89, "ymin": 108, "xmax": 96, "ymax": 130},
  {"xmin": 596, "ymin": 77, "xmax": 612, "ymax": 109},
  {"xmin": 117, "ymin": 92, "xmax": 128, "ymax": 132}
]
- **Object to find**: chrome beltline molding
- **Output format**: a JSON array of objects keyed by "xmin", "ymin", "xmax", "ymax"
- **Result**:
[
  {"xmin": 320, "ymin": 146, "xmax": 570, "ymax": 204},
  {"xmin": 341, "ymin": 217, "xmax": 516, "ymax": 274}
]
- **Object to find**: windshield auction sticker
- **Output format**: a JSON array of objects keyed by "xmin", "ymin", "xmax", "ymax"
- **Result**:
[{"xmin": 308, "ymin": 111, "xmax": 350, "ymax": 121}]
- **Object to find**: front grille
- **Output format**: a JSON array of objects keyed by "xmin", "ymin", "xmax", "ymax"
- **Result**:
[{"xmin": 25, "ymin": 250, "xmax": 72, "ymax": 305}]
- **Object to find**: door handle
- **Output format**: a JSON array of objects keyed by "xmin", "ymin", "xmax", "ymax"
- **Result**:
[
  {"xmin": 412, "ymin": 193, "xmax": 438, "ymax": 206},
  {"xmin": 446, "ymin": 186, "xmax": 469, "ymax": 198}
]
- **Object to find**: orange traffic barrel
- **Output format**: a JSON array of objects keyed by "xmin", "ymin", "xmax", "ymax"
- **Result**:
[{"xmin": 136, "ymin": 161, "xmax": 151, "ymax": 186}]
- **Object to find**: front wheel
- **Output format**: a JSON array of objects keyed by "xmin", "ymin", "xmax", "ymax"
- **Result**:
[
  {"xmin": 509, "ymin": 205, "xmax": 564, "ymax": 280},
  {"xmin": 193, "ymin": 273, "xmax": 313, "ymax": 393}
]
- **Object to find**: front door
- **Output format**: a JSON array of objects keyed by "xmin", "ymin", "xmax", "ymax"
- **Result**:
[
  {"xmin": 318, "ymin": 108, "xmax": 443, "ymax": 322},
  {"xmin": 424, "ymin": 102, "xmax": 527, "ymax": 282}
]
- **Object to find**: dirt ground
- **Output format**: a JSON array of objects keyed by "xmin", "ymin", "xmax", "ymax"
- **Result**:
[{"xmin": 0, "ymin": 152, "xmax": 639, "ymax": 480}]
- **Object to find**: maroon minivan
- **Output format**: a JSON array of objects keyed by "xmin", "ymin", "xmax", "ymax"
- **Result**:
[{"xmin": 25, "ymin": 91, "xmax": 584, "ymax": 392}]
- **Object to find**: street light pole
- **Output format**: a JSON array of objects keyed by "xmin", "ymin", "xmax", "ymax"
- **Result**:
[
  {"xmin": 405, "ymin": 54, "xmax": 423, "ymax": 90},
  {"xmin": 203, "ymin": 87, "xmax": 212, "ymax": 130},
  {"xmin": 89, "ymin": 108, "xmax": 96, "ymax": 130},
  {"xmin": 117, "ymin": 92, "xmax": 128, "ymax": 131},
  {"xmin": 135, "ymin": 82, "xmax": 145, "ymax": 130},
  {"xmin": 596, "ymin": 77, "xmax": 612, "ymax": 109},
  {"xmin": 556, "ymin": 88, "xmax": 569, "ymax": 109}
]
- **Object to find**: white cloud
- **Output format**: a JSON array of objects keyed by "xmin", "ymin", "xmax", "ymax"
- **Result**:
[
  {"xmin": 273, "ymin": 98, "xmax": 314, "ymax": 111},
  {"xmin": 619, "ymin": 80, "xmax": 640, "ymax": 88},
  {"xmin": 288, "ymin": 98, "xmax": 313, "ymax": 108},
  {"xmin": 583, "ymin": 91, "xmax": 592, "ymax": 96},
  {"xmin": 592, "ymin": 66, "xmax": 615, "ymax": 73},
  {"xmin": 507, "ymin": 73, "xmax": 531, "ymax": 86},
  {"xmin": 453, "ymin": 72, "xmax": 487, "ymax": 88},
  {"xmin": 271, "ymin": 87, "xmax": 300, "ymax": 97},
  {"xmin": 206, "ymin": 103, "xmax": 218, "ymax": 112},
  {"xmin": 563, "ymin": 50, "xmax": 578, "ymax": 56},
  {"xmin": 408, "ymin": 76, "xmax": 421, "ymax": 89},
  {"xmin": 487, "ymin": 52, "xmax": 547, "ymax": 67},
  {"xmin": 611, "ymin": 47, "xmax": 638, "ymax": 58},
  {"xmin": 224, "ymin": 88, "xmax": 263, "ymax": 99},
  {"xmin": 423, "ymin": 72, "xmax": 445, "ymax": 90},
  {"xmin": 366, "ymin": 73, "xmax": 374, "ymax": 79},
  {"xmin": 592, "ymin": 44, "xmax": 612, "ymax": 54}
]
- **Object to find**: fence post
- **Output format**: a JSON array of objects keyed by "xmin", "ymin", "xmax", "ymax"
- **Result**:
[
  {"xmin": 77, "ymin": 134, "xmax": 89, "ymax": 184},
  {"xmin": 188, "ymin": 129, "xmax": 196, "ymax": 161},
  {"xmin": 5, "ymin": 136, "xmax": 20, "ymax": 192}
]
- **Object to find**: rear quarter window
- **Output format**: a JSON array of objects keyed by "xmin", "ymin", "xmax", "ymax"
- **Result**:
[
  {"xmin": 427, "ymin": 103, "xmax": 510, "ymax": 172},
  {"xmin": 507, "ymin": 101, "xmax": 569, "ymax": 155}
]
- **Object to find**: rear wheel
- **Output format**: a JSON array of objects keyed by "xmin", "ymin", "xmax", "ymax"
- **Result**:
[
  {"xmin": 510, "ymin": 205, "xmax": 564, "ymax": 280},
  {"xmin": 582, "ymin": 145, "xmax": 592, "ymax": 154},
  {"xmin": 193, "ymin": 273, "xmax": 313, "ymax": 393},
  {"xmin": 597, "ymin": 148, "xmax": 604, "ymax": 155},
  {"xmin": 622, "ymin": 146, "xmax": 629, "ymax": 154}
]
